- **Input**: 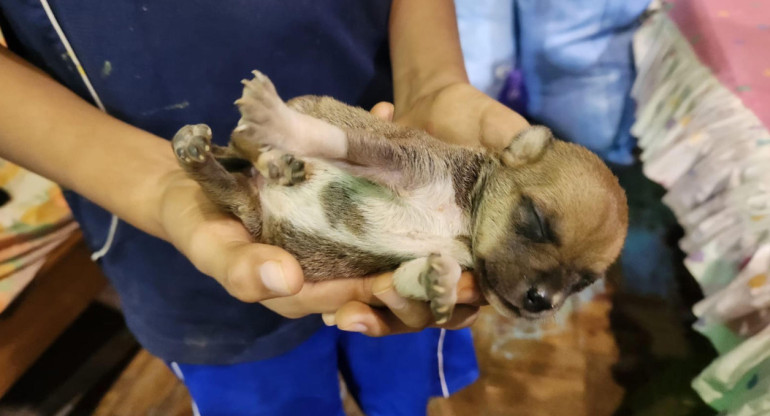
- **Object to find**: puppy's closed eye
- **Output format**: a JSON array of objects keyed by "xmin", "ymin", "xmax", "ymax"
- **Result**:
[{"xmin": 516, "ymin": 196, "xmax": 558, "ymax": 244}]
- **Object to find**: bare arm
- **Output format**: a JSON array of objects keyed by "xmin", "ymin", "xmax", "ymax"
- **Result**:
[
  {"xmin": 0, "ymin": 48, "xmax": 482, "ymax": 335},
  {"xmin": 0, "ymin": 47, "xmax": 174, "ymax": 240},
  {"xmin": 0, "ymin": 47, "xmax": 314, "ymax": 304},
  {"xmin": 389, "ymin": 0, "xmax": 468, "ymax": 111},
  {"xmin": 388, "ymin": 0, "xmax": 529, "ymax": 150}
]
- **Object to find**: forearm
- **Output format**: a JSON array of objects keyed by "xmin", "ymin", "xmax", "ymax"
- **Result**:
[
  {"xmin": 0, "ymin": 48, "xmax": 175, "ymax": 240},
  {"xmin": 389, "ymin": 0, "xmax": 468, "ymax": 108}
]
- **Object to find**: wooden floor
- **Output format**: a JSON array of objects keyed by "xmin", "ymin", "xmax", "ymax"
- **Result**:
[
  {"xmin": 429, "ymin": 293, "xmax": 622, "ymax": 416},
  {"xmin": 94, "ymin": 350, "xmax": 192, "ymax": 416},
  {"xmin": 93, "ymin": 291, "xmax": 623, "ymax": 416}
]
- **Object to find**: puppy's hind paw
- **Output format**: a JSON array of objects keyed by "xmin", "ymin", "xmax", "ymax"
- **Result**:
[
  {"xmin": 173, "ymin": 124, "xmax": 212, "ymax": 166},
  {"xmin": 232, "ymin": 71, "xmax": 297, "ymax": 153},
  {"xmin": 238, "ymin": 71, "xmax": 280, "ymax": 108},
  {"xmin": 419, "ymin": 254, "xmax": 462, "ymax": 324},
  {"xmin": 268, "ymin": 154, "xmax": 306, "ymax": 186},
  {"xmin": 257, "ymin": 150, "xmax": 306, "ymax": 186},
  {"xmin": 235, "ymin": 70, "xmax": 285, "ymax": 127}
]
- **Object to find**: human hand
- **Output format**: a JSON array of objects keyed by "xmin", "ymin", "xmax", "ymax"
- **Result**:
[
  {"xmin": 392, "ymin": 81, "xmax": 530, "ymax": 149},
  {"xmin": 157, "ymin": 170, "xmax": 306, "ymax": 302},
  {"xmin": 315, "ymin": 271, "xmax": 483, "ymax": 336}
]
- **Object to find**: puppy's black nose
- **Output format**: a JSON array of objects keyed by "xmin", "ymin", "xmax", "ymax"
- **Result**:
[{"xmin": 523, "ymin": 287, "xmax": 553, "ymax": 313}]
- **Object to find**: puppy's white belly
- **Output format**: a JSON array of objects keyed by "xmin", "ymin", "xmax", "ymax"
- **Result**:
[{"xmin": 259, "ymin": 160, "xmax": 473, "ymax": 265}]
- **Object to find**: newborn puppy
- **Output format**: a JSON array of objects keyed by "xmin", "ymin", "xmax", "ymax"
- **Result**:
[{"xmin": 172, "ymin": 71, "xmax": 628, "ymax": 323}]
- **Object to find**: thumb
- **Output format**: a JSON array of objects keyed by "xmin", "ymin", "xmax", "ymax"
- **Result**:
[
  {"xmin": 370, "ymin": 101, "xmax": 395, "ymax": 121},
  {"xmin": 480, "ymin": 100, "xmax": 530, "ymax": 150},
  {"xmin": 218, "ymin": 242, "xmax": 305, "ymax": 302},
  {"xmin": 182, "ymin": 224, "xmax": 304, "ymax": 302}
]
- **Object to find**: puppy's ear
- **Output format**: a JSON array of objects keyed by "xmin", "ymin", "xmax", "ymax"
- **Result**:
[{"xmin": 500, "ymin": 126, "xmax": 553, "ymax": 168}]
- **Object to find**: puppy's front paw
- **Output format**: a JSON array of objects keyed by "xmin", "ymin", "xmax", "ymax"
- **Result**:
[
  {"xmin": 420, "ymin": 253, "xmax": 462, "ymax": 324},
  {"xmin": 173, "ymin": 124, "xmax": 212, "ymax": 166},
  {"xmin": 232, "ymin": 71, "xmax": 295, "ymax": 152}
]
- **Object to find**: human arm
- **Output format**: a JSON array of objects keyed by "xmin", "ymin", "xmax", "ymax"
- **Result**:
[
  {"xmin": 389, "ymin": 0, "xmax": 530, "ymax": 149},
  {"xmin": 0, "ymin": 47, "xmax": 480, "ymax": 333}
]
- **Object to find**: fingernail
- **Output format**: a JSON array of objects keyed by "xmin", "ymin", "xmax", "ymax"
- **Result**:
[
  {"xmin": 341, "ymin": 323, "xmax": 368, "ymax": 333},
  {"xmin": 259, "ymin": 261, "xmax": 291, "ymax": 295},
  {"xmin": 321, "ymin": 313, "xmax": 336, "ymax": 326}
]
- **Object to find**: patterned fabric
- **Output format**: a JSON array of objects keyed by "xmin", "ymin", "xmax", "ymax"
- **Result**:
[
  {"xmin": 0, "ymin": 159, "xmax": 76, "ymax": 313},
  {"xmin": 632, "ymin": 4, "xmax": 770, "ymax": 414},
  {"xmin": 668, "ymin": 0, "xmax": 770, "ymax": 129}
]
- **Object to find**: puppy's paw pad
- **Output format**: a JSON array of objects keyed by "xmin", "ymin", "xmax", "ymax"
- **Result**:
[
  {"xmin": 420, "ymin": 254, "xmax": 461, "ymax": 324},
  {"xmin": 172, "ymin": 124, "xmax": 212, "ymax": 165},
  {"xmin": 267, "ymin": 153, "xmax": 306, "ymax": 186}
]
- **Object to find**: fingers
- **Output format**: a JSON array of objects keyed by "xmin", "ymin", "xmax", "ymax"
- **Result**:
[
  {"xmin": 327, "ymin": 301, "xmax": 480, "ymax": 337},
  {"xmin": 369, "ymin": 101, "xmax": 395, "ymax": 121},
  {"xmin": 321, "ymin": 271, "xmax": 484, "ymax": 337},
  {"xmin": 372, "ymin": 273, "xmax": 434, "ymax": 328},
  {"xmin": 176, "ymin": 207, "xmax": 485, "ymax": 323},
  {"xmin": 369, "ymin": 272, "xmax": 483, "ymax": 329},
  {"xmin": 182, "ymin": 218, "xmax": 304, "ymax": 302},
  {"xmin": 457, "ymin": 272, "xmax": 487, "ymax": 306},
  {"xmin": 264, "ymin": 275, "xmax": 384, "ymax": 318},
  {"xmin": 220, "ymin": 242, "xmax": 305, "ymax": 302}
]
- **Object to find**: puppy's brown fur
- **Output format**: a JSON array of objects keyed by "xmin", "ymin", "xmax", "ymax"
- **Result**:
[{"xmin": 473, "ymin": 140, "xmax": 627, "ymax": 318}]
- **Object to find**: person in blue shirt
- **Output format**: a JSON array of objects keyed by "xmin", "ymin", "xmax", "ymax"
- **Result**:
[{"xmin": 0, "ymin": 1, "xmax": 528, "ymax": 414}]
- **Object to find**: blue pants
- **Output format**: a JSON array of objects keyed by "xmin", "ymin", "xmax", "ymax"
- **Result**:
[{"xmin": 169, "ymin": 326, "xmax": 479, "ymax": 416}]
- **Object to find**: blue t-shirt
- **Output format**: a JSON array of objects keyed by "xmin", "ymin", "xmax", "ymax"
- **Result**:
[{"xmin": 0, "ymin": 0, "xmax": 393, "ymax": 364}]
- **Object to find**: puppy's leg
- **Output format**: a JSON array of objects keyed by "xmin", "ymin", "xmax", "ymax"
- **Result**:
[
  {"xmin": 393, "ymin": 254, "xmax": 462, "ymax": 324},
  {"xmin": 231, "ymin": 71, "xmax": 348, "ymax": 161},
  {"xmin": 172, "ymin": 124, "xmax": 263, "ymax": 237},
  {"xmin": 232, "ymin": 71, "xmax": 460, "ymax": 190}
]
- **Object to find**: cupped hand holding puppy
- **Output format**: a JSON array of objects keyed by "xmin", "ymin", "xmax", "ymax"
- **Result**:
[
  {"xmin": 392, "ymin": 82, "xmax": 530, "ymax": 149},
  {"xmin": 159, "ymin": 162, "xmax": 487, "ymax": 335}
]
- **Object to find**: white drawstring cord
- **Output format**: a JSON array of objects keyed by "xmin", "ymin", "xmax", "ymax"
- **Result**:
[
  {"xmin": 90, "ymin": 214, "xmax": 119, "ymax": 261},
  {"xmin": 40, "ymin": 0, "xmax": 119, "ymax": 261},
  {"xmin": 437, "ymin": 328, "xmax": 450, "ymax": 398}
]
